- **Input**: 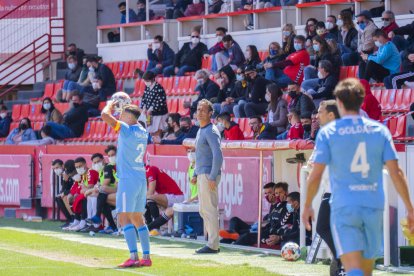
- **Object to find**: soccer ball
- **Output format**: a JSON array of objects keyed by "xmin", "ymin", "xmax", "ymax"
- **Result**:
[
  {"xmin": 110, "ymin": 91, "xmax": 132, "ymax": 112},
  {"xmin": 281, "ymin": 242, "xmax": 301, "ymax": 261}
]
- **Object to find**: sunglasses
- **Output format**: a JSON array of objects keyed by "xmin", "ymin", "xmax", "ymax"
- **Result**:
[
  {"xmin": 191, "ymin": 36, "xmax": 200, "ymax": 38},
  {"xmin": 381, "ymin": 18, "xmax": 391, "ymax": 21}
]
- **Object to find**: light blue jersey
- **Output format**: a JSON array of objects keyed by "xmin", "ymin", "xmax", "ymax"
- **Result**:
[
  {"xmin": 116, "ymin": 121, "xmax": 148, "ymax": 180},
  {"xmin": 313, "ymin": 115, "xmax": 398, "ymax": 211}
]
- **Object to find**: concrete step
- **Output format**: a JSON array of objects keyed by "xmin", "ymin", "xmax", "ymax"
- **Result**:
[{"xmin": 17, "ymin": 89, "xmax": 44, "ymax": 100}]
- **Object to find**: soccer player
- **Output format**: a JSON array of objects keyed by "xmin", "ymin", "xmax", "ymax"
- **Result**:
[
  {"xmin": 302, "ymin": 78, "xmax": 414, "ymax": 276},
  {"xmin": 101, "ymin": 102, "xmax": 151, "ymax": 268}
]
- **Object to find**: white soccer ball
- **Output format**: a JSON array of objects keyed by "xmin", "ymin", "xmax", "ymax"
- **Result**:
[
  {"xmin": 110, "ymin": 91, "xmax": 132, "ymax": 112},
  {"xmin": 281, "ymin": 242, "xmax": 301, "ymax": 261}
]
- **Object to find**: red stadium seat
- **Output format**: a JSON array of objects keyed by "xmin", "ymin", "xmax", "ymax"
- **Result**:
[
  {"xmin": 19, "ymin": 104, "xmax": 30, "ymax": 120},
  {"xmin": 390, "ymin": 89, "xmax": 404, "ymax": 112},
  {"xmin": 372, "ymin": 89, "xmax": 382, "ymax": 103},
  {"xmin": 120, "ymin": 61, "xmax": 130, "ymax": 79},
  {"xmin": 132, "ymin": 79, "xmax": 145, "ymax": 98},
  {"xmin": 90, "ymin": 121, "xmax": 106, "ymax": 142},
  {"xmin": 105, "ymin": 125, "xmax": 117, "ymax": 142},
  {"xmin": 10, "ymin": 122, "xmax": 19, "ymax": 131},
  {"xmin": 178, "ymin": 98, "xmax": 190, "ymax": 116},
  {"xmin": 201, "ymin": 56, "xmax": 212, "ymax": 71},
  {"xmin": 178, "ymin": 76, "xmax": 191, "ymax": 96},
  {"xmin": 116, "ymin": 79, "xmax": 124, "ymax": 91},
  {"xmin": 339, "ymin": 67, "xmax": 348, "ymax": 81},
  {"xmin": 170, "ymin": 77, "xmax": 181, "ymax": 96},
  {"xmin": 42, "ymin": 83, "xmax": 55, "ymax": 99},
  {"xmin": 132, "ymin": 99, "xmax": 140, "ymax": 106},
  {"xmin": 54, "ymin": 103, "xmax": 70, "ymax": 114},
  {"xmin": 53, "ymin": 81, "xmax": 63, "ymax": 97},
  {"xmin": 188, "ymin": 77, "xmax": 198, "ymax": 95},
  {"xmin": 115, "ymin": 62, "xmax": 125, "ymax": 80},
  {"xmin": 11, "ymin": 104, "xmax": 21, "ymax": 122},
  {"xmin": 69, "ymin": 120, "xmax": 94, "ymax": 143},
  {"xmin": 347, "ymin": 66, "xmax": 358, "ymax": 78},
  {"xmin": 399, "ymin": 89, "xmax": 414, "ymax": 112},
  {"xmin": 163, "ymin": 77, "xmax": 174, "ymax": 96},
  {"xmin": 33, "ymin": 122, "xmax": 44, "ymax": 131},
  {"xmin": 381, "ymin": 89, "xmax": 396, "ymax": 112},
  {"xmin": 392, "ymin": 115, "xmax": 407, "ymax": 139},
  {"xmin": 28, "ymin": 104, "xmax": 42, "ymax": 122}
]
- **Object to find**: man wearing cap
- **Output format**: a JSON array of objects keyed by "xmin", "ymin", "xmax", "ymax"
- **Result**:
[{"xmin": 356, "ymin": 10, "xmax": 378, "ymax": 78}]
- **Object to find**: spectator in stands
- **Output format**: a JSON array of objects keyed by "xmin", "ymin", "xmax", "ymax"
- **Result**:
[
  {"xmin": 0, "ymin": 106, "xmax": 11, "ymax": 138},
  {"xmin": 107, "ymin": 2, "xmax": 138, "ymax": 43},
  {"xmin": 46, "ymin": 91, "xmax": 88, "ymax": 139},
  {"xmin": 140, "ymin": 71, "xmax": 169, "ymax": 135},
  {"xmin": 216, "ymin": 35, "xmax": 245, "ymax": 71},
  {"xmin": 361, "ymin": 29, "xmax": 401, "ymax": 83},
  {"xmin": 6, "ymin": 117, "xmax": 36, "ymax": 145},
  {"xmin": 249, "ymin": 116, "xmax": 265, "ymax": 140},
  {"xmin": 244, "ymin": 45, "xmax": 261, "ymax": 68},
  {"xmin": 20, "ymin": 125, "xmax": 55, "ymax": 145},
  {"xmin": 162, "ymin": 113, "xmax": 181, "ymax": 139},
  {"xmin": 303, "ymin": 60, "xmax": 338, "ymax": 107},
  {"xmin": 287, "ymin": 111, "xmax": 303, "ymax": 140},
  {"xmin": 164, "ymin": 30, "xmax": 208, "ymax": 76},
  {"xmin": 213, "ymin": 65, "xmax": 237, "ymax": 116},
  {"xmin": 208, "ymin": 0, "xmax": 223, "ymax": 14},
  {"xmin": 147, "ymin": 35, "xmax": 175, "ymax": 76},
  {"xmin": 261, "ymin": 42, "xmax": 285, "ymax": 80},
  {"xmin": 369, "ymin": 0, "xmax": 385, "ymax": 18},
  {"xmin": 267, "ymin": 35, "xmax": 310, "ymax": 87},
  {"xmin": 381, "ymin": 10, "xmax": 399, "ymax": 37},
  {"xmin": 281, "ymin": 24, "xmax": 296, "ymax": 56},
  {"xmin": 41, "ymin": 97, "xmax": 63, "ymax": 123},
  {"xmin": 305, "ymin": 18, "xmax": 318, "ymax": 55},
  {"xmin": 384, "ymin": 44, "xmax": 414, "ymax": 89},
  {"xmin": 339, "ymin": 9, "xmax": 359, "ymax": 66},
  {"xmin": 208, "ymin": 27, "xmax": 227, "ymax": 72},
  {"xmin": 216, "ymin": 112, "xmax": 244, "ymax": 140},
  {"xmin": 304, "ymin": 35, "xmax": 335, "ymax": 80},
  {"xmin": 237, "ymin": 64, "xmax": 270, "ymax": 117},
  {"xmin": 82, "ymin": 76, "xmax": 104, "ymax": 117},
  {"xmin": 263, "ymin": 83, "xmax": 288, "ymax": 138},
  {"xmin": 66, "ymin": 43, "xmax": 85, "ymax": 67},
  {"xmin": 190, "ymin": 69, "xmax": 220, "ymax": 115},
  {"xmin": 287, "ymin": 83, "xmax": 315, "ymax": 116},
  {"xmin": 54, "ymin": 159, "xmax": 76, "ymax": 228},
  {"xmin": 356, "ymin": 10, "xmax": 378, "ymax": 78},
  {"xmin": 155, "ymin": 116, "xmax": 199, "ymax": 144},
  {"xmin": 326, "ymin": 15, "xmax": 340, "ymax": 42},
  {"xmin": 360, "ymin": 79, "xmax": 381, "ymax": 120},
  {"xmin": 300, "ymin": 113, "xmax": 312, "ymax": 140},
  {"xmin": 389, "ymin": 20, "xmax": 414, "ymax": 52},
  {"xmin": 165, "ymin": 0, "xmax": 191, "ymax": 19},
  {"xmin": 183, "ymin": 0, "xmax": 205, "ymax": 17},
  {"xmin": 87, "ymin": 56, "xmax": 116, "ymax": 100},
  {"xmin": 219, "ymin": 0, "xmax": 230, "ymax": 13},
  {"xmin": 315, "ymin": 22, "xmax": 337, "ymax": 41},
  {"xmin": 62, "ymin": 55, "xmax": 82, "ymax": 102},
  {"xmin": 137, "ymin": 0, "xmax": 155, "ymax": 21}
]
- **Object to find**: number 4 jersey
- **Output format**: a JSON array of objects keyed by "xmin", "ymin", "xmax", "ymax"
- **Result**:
[
  {"xmin": 313, "ymin": 115, "xmax": 398, "ymax": 210},
  {"xmin": 114, "ymin": 121, "xmax": 148, "ymax": 180}
]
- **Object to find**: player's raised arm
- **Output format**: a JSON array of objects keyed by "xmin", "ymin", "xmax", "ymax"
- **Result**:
[{"xmin": 101, "ymin": 101, "xmax": 118, "ymax": 128}]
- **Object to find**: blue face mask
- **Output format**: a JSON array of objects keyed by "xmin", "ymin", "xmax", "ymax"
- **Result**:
[
  {"xmin": 312, "ymin": 44, "xmax": 320, "ymax": 52},
  {"xmin": 294, "ymin": 43, "xmax": 303, "ymax": 51},
  {"xmin": 236, "ymin": 74, "xmax": 244, "ymax": 81},
  {"xmin": 269, "ymin": 49, "xmax": 277, "ymax": 56},
  {"xmin": 286, "ymin": 203, "xmax": 294, "ymax": 213},
  {"xmin": 358, "ymin": 22, "xmax": 366, "ymax": 30}
]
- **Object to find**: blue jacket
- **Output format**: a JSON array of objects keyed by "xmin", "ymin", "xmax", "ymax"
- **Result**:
[
  {"xmin": 368, "ymin": 41, "xmax": 401, "ymax": 74},
  {"xmin": 161, "ymin": 125, "xmax": 199, "ymax": 145},
  {"xmin": 121, "ymin": 9, "xmax": 138, "ymax": 24},
  {"xmin": 147, "ymin": 42, "xmax": 175, "ymax": 68},
  {"xmin": 227, "ymin": 41, "xmax": 245, "ymax": 68},
  {"xmin": 6, "ymin": 127, "xmax": 37, "ymax": 144},
  {"xmin": 0, "ymin": 115, "xmax": 11, "ymax": 137}
]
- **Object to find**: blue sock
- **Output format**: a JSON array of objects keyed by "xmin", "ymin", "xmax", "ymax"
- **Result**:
[
  {"xmin": 346, "ymin": 269, "xmax": 364, "ymax": 276},
  {"xmin": 137, "ymin": 225, "xmax": 150, "ymax": 259},
  {"xmin": 123, "ymin": 224, "xmax": 138, "ymax": 260}
]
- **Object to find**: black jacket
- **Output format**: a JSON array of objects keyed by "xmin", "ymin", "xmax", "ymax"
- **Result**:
[
  {"xmin": 394, "ymin": 21, "xmax": 414, "ymax": 45},
  {"xmin": 60, "ymin": 177, "xmax": 74, "ymax": 195},
  {"xmin": 329, "ymin": 26, "xmax": 341, "ymax": 43},
  {"xmin": 65, "ymin": 66, "xmax": 82, "ymax": 82},
  {"xmin": 402, "ymin": 43, "xmax": 414, "ymax": 72},
  {"xmin": 289, "ymin": 93, "xmax": 316, "ymax": 116},
  {"xmin": 217, "ymin": 65, "xmax": 236, "ymax": 103},
  {"xmin": 312, "ymin": 74, "xmax": 339, "ymax": 100},
  {"xmin": 147, "ymin": 42, "xmax": 175, "ymax": 68},
  {"xmin": 230, "ymin": 81, "xmax": 250, "ymax": 103},
  {"xmin": 192, "ymin": 79, "xmax": 220, "ymax": 108},
  {"xmin": 174, "ymin": 42, "xmax": 208, "ymax": 69},
  {"xmin": 248, "ymin": 75, "xmax": 271, "ymax": 104},
  {"xmin": 63, "ymin": 103, "xmax": 89, "ymax": 137},
  {"xmin": 96, "ymin": 63, "xmax": 116, "ymax": 99},
  {"xmin": 340, "ymin": 27, "xmax": 358, "ymax": 51},
  {"xmin": 161, "ymin": 125, "xmax": 199, "ymax": 145},
  {"xmin": 268, "ymin": 201, "xmax": 288, "ymax": 235},
  {"xmin": 0, "ymin": 115, "xmax": 11, "ymax": 137}
]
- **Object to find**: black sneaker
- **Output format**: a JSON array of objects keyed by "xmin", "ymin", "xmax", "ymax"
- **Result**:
[
  {"xmin": 60, "ymin": 221, "xmax": 72, "ymax": 228},
  {"xmin": 195, "ymin": 246, "xmax": 220, "ymax": 254},
  {"xmin": 78, "ymin": 224, "xmax": 92, "ymax": 233}
]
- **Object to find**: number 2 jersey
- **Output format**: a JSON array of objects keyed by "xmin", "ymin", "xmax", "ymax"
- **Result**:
[
  {"xmin": 114, "ymin": 121, "xmax": 148, "ymax": 180},
  {"xmin": 313, "ymin": 115, "xmax": 398, "ymax": 210}
]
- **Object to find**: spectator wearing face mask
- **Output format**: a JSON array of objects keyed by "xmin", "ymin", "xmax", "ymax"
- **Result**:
[
  {"xmin": 0, "ymin": 106, "xmax": 11, "ymax": 138},
  {"xmin": 300, "ymin": 113, "xmax": 312, "ymax": 140},
  {"xmin": 213, "ymin": 65, "xmax": 236, "ymax": 116},
  {"xmin": 360, "ymin": 29, "xmax": 401, "ymax": 83},
  {"xmin": 216, "ymin": 35, "xmax": 245, "ymax": 71},
  {"xmin": 164, "ymin": 30, "xmax": 208, "ymax": 76},
  {"xmin": 41, "ymin": 97, "xmax": 63, "ymax": 123},
  {"xmin": 20, "ymin": 125, "xmax": 55, "ymax": 145},
  {"xmin": 325, "ymin": 15, "xmax": 340, "ymax": 42},
  {"xmin": 287, "ymin": 83, "xmax": 315, "ymax": 116},
  {"xmin": 190, "ymin": 69, "xmax": 220, "ymax": 116},
  {"xmin": 263, "ymin": 83, "xmax": 288, "ymax": 138},
  {"xmin": 107, "ymin": 2, "xmax": 138, "ymax": 43},
  {"xmin": 303, "ymin": 35, "xmax": 337, "ymax": 81},
  {"xmin": 286, "ymin": 111, "xmax": 303, "ymax": 140},
  {"xmin": 154, "ymin": 116, "xmax": 199, "ymax": 145},
  {"xmin": 380, "ymin": 10, "xmax": 399, "ymax": 37},
  {"xmin": 147, "ymin": 35, "xmax": 175, "ymax": 76},
  {"xmin": 208, "ymin": 27, "xmax": 227, "ymax": 72},
  {"xmin": 208, "ymin": 0, "xmax": 223, "ymax": 14},
  {"xmin": 54, "ymin": 159, "xmax": 76, "ymax": 228},
  {"xmin": 305, "ymin": 18, "xmax": 318, "ymax": 50},
  {"xmin": 249, "ymin": 116, "xmax": 265, "ymax": 140},
  {"xmin": 356, "ymin": 10, "xmax": 378, "ymax": 78},
  {"xmin": 6, "ymin": 117, "xmax": 37, "ymax": 145},
  {"xmin": 315, "ymin": 22, "xmax": 337, "ymax": 41},
  {"xmin": 61, "ymin": 55, "xmax": 82, "ymax": 102},
  {"xmin": 219, "ymin": 67, "xmax": 249, "ymax": 117},
  {"xmin": 216, "ymin": 112, "xmax": 244, "ymax": 140},
  {"xmin": 244, "ymin": 45, "xmax": 261, "ymax": 68},
  {"xmin": 136, "ymin": 0, "xmax": 155, "ymax": 22},
  {"xmin": 184, "ymin": 0, "xmax": 205, "ymax": 16},
  {"xmin": 85, "ymin": 56, "xmax": 116, "ymax": 100},
  {"xmin": 281, "ymin": 24, "xmax": 296, "ymax": 56},
  {"xmin": 162, "ymin": 113, "xmax": 182, "ymax": 139},
  {"xmin": 66, "ymin": 43, "xmax": 85, "ymax": 67},
  {"xmin": 339, "ymin": 10, "xmax": 359, "ymax": 66},
  {"xmin": 261, "ymin": 42, "xmax": 287, "ymax": 80}
]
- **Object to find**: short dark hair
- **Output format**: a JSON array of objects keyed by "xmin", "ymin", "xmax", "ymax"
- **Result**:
[
  {"xmin": 64, "ymin": 159, "xmax": 76, "ymax": 174},
  {"xmin": 52, "ymin": 159, "xmax": 63, "ymax": 166},
  {"xmin": 105, "ymin": 145, "xmax": 117, "ymax": 154},
  {"xmin": 154, "ymin": 35, "xmax": 163, "ymax": 42},
  {"xmin": 40, "ymin": 125, "xmax": 52, "ymax": 137},
  {"xmin": 294, "ymin": 35, "xmax": 306, "ymax": 43},
  {"xmin": 67, "ymin": 55, "xmax": 77, "ymax": 61},
  {"xmin": 123, "ymin": 104, "xmax": 141, "ymax": 120},
  {"xmin": 68, "ymin": 43, "xmax": 76, "ymax": 48},
  {"xmin": 86, "ymin": 56, "xmax": 98, "ymax": 63},
  {"xmin": 137, "ymin": 0, "xmax": 145, "ymax": 5},
  {"xmin": 316, "ymin": 21, "xmax": 326, "ymax": 29},
  {"xmin": 74, "ymin": 157, "xmax": 86, "ymax": 164},
  {"xmin": 287, "ymin": 191, "xmax": 300, "ymax": 203},
  {"xmin": 179, "ymin": 116, "xmax": 192, "ymax": 125},
  {"xmin": 217, "ymin": 112, "xmax": 231, "ymax": 122},
  {"xmin": 274, "ymin": 182, "xmax": 289, "ymax": 192},
  {"xmin": 91, "ymin": 153, "xmax": 104, "ymax": 161},
  {"xmin": 250, "ymin": 115, "xmax": 262, "ymax": 124},
  {"xmin": 373, "ymin": 29, "xmax": 387, "ymax": 38},
  {"xmin": 118, "ymin": 1, "xmax": 126, "ymax": 8},
  {"xmin": 222, "ymin": 34, "xmax": 233, "ymax": 42},
  {"xmin": 216, "ymin": 27, "xmax": 227, "ymax": 33},
  {"xmin": 320, "ymin": 100, "xmax": 340, "ymax": 119},
  {"xmin": 168, "ymin": 113, "xmax": 181, "ymax": 125},
  {"xmin": 71, "ymin": 90, "xmax": 83, "ymax": 100},
  {"xmin": 301, "ymin": 112, "xmax": 312, "ymax": 120},
  {"xmin": 327, "ymin": 15, "xmax": 337, "ymax": 22},
  {"xmin": 334, "ymin": 78, "xmax": 365, "ymax": 112},
  {"xmin": 142, "ymin": 71, "xmax": 155, "ymax": 81},
  {"xmin": 263, "ymin": 182, "xmax": 276, "ymax": 189},
  {"xmin": 1, "ymin": 106, "xmax": 7, "ymax": 111},
  {"xmin": 318, "ymin": 60, "xmax": 333, "ymax": 74}
]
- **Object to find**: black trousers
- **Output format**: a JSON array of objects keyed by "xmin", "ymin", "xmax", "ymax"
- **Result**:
[
  {"xmin": 363, "ymin": 60, "xmax": 390, "ymax": 82},
  {"xmin": 316, "ymin": 193, "xmax": 337, "ymax": 258},
  {"xmin": 55, "ymin": 196, "xmax": 72, "ymax": 222},
  {"xmin": 229, "ymin": 216, "xmax": 251, "ymax": 234},
  {"xmin": 107, "ymin": 32, "xmax": 120, "ymax": 43}
]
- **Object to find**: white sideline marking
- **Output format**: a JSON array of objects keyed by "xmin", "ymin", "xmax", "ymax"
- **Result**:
[{"xmin": 0, "ymin": 164, "xmax": 19, "ymax": 168}]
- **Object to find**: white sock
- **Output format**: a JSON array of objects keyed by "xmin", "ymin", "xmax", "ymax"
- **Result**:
[
  {"xmin": 93, "ymin": 223, "xmax": 100, "ymax": 228},
  {"xmin": 79, "ymin": 220, "xmax": 86, "ymax": 228},
  {"xmin": 130, "ymin": 252, "xmax": 138, "ymax": 261}
]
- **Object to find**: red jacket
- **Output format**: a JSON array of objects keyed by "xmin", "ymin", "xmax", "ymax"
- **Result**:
[
  {"xmin": 284, "ymin": 49, "xmax": 310, "ymax": 85},
  {"xmin": 360, "ymin": 79, "xmax": 381, "ymax": 120},
  {"xmin": 381, "ymin": 21, "xmax": 399, "ymax": 36},
  {"xmin": 224, "ymin": 123, "xmax": 244, "ymax": 140},
  {"xmin": 288, "ymin": 122, "xmax": 304, "ymax": 140}
]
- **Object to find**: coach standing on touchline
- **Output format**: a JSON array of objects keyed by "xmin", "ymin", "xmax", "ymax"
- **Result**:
[{"xmin": 194, "ymin": 99, "xmax": 223, "ymax": 254}]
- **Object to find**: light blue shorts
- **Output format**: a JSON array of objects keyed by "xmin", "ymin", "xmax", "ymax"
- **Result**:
[
  {"xmin": 331, "ymin": 206, "xmax": 383, "ymax": 259},
  {"xmin": 116, "ymin": 178, "xmax": 147, "ymax": 213}
]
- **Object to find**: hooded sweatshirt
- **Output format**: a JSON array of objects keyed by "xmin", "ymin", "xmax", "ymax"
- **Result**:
[{"xmin": 360, "ymin": 79, "xmax": 381, "ymax": 120}]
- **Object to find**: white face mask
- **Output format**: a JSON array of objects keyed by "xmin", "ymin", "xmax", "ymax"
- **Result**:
[
  {"xmin": 265, "ymin": 93, "xmax": 271, "ymax": 102},
  {"xmin": 144, "ymin": 81, "xmax": 152, "ymax": 87},
  {"xmin": 216, "ymin": 122, "xmax": 225, "ymax": 132},
  {"xmin": 43, "ymin": 103, "xmax": 51, "ymax": 110},
  {"xmin": 245, "ymin": 51, "xmax": 251, "ymax": 59},
  {"xmin": 54, "ymin": 168, "xmax": 63, "ymax": 176},
  {"xmin": 217, "ymin": 35, "xmax": 223, "ymax": 43},
  {"xmin": 196, "ymin": 78, "xmax": 204, "ymax": 85},
  {"xmin": 193, "ymin": 0, "xmax": 200, "ymax": 4},
  {"xmin": 337, "ymin": 19, "xmax": 343, "ymax": 28},
  {"xmin": 374, "ymin": 41, "xmax": 383, "ymax": 48},
  {"xmin": 76, "ymin": 167, "xmax": 86, "ymax": 175},
  {"xmin": 282, "ymin": 31, "xmax": 291, "ymax": 37},
  {"xmin": 89, "ymin": 66, "xmax": 95, "ymax": 72},
  {"xmin": 187, "ymin": 152, "xmax": 196, "ymax": 163},
  {"xmin": 0, "ymin": 113, "xmax": 6, "ymax": 119},
  {"xmin": 108, "ymin": 156, "xmax": 116, "ymax": 164},
  {"xmin": 317, "ymin": 71, "xmax": 324, "ymax": 79},
  {"xmin": 68, "ymin": 63, "xmax": 76, "ymax": 70},
  {"xmin": 72, "ymin": 174, "xmax": 81, "ymax": 182},
  {"xmin": 92, "ymin": 162, "xmax": 104, "ymax": 172},
  {"xmin": 325, "ymin": 22, "xmax": 334, "ymax": 30},
  {"xmin": 191, "ymin": 37, "xmax": 200, "ymax": 45},
  {"xmin": 153, "ymin": 42, "xmax": 160, "ymax": 50}
]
